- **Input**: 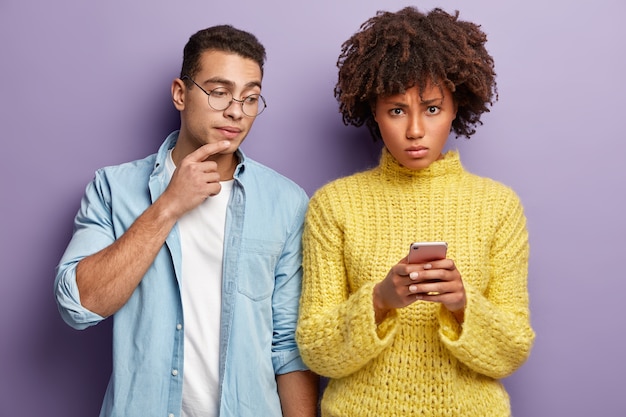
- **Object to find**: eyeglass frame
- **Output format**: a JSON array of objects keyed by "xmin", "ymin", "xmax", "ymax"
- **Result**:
[{"xmin": 180, "ymin": 75, "xmax": 267, "ymax": 117}]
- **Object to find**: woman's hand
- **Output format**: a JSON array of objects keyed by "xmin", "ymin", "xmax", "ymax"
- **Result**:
[
  {"xmin": 373, "ymin": 256, "xmax": 466, "ymax": 324},
  {"xmin": 409, "ymin": 258, "xmax": 466, "ymax": 322}
]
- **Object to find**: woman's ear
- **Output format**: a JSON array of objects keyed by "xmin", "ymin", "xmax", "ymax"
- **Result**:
[{"xmin": 171, "ymin": 78, "xmax": 186, "ymax": 111}]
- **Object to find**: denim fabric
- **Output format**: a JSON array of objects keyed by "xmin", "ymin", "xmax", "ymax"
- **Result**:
[{"xmin": 55, "ymin": 131, "xmax": 309, "ymax": 417}]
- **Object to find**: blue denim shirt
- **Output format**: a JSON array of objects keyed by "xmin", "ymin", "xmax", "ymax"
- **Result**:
[{"xmin": 55, "ymin": 131, "xmax": 310, "ymax": 417}]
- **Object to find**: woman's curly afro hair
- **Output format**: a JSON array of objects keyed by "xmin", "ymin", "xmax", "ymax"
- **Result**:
[{"xmin": 335, "ymin": 6, "xmax": 497, "ymax": 140}]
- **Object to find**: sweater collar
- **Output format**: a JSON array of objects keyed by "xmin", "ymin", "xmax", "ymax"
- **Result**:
[{"xmin": 379, "ymin": 147, "xmax": 463, "ymax": 180}]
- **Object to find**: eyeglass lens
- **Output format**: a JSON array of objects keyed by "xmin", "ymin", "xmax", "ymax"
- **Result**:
[{"xmin": 208, "ymin": 87, "xmax": 265, "ymax": 117}]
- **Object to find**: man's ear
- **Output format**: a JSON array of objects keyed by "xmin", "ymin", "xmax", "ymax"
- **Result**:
[{"xmin": 171, "ymin": 78, "xmax": 186, "ymax": 111}]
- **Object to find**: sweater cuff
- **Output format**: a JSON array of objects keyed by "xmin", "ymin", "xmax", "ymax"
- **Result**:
[
  {"xmin": 438, "ymin": 305, "xmax": 463, "ymax": 341},
  {"xmin": 438, "ymin": 287, "xmax": 470, "ymax": 342},
  {"xmin": 376, "ymin": 308, "xmax": 398, "ymax": 340},
  {"xmin": 360, "ymin": 282, "xmax": 398, "ymax": 344}
]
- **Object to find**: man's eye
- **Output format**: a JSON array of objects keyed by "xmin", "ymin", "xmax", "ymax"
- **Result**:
[
  {"xmin": 244, "ymin": 95, "xmax": 259, "ymax": 104},
  {"xmin": 391, "ymin": 108, "xmax": 403, "ymax": 115},
  {"xmin": 211, "ymin": 90, "xmax": 229, "ymax": 98},
  {"xmin": 427, "ymin": 106, "xmax": 440, "ymax": 115}
]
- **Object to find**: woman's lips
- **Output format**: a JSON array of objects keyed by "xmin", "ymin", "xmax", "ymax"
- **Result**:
[{"xmin": 406, "ymin": 147, "xmax": 428, "ymax": 158}]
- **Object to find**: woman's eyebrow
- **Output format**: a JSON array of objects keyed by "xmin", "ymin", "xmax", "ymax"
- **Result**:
[{"xmin": 420, "ymin": 96, "xmax": 444, "ymax": 105}]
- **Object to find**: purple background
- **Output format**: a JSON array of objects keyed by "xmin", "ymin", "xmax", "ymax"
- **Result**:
[{"xmin": 1, "ymin": 0, "xmax": 625, "ymax": 416}]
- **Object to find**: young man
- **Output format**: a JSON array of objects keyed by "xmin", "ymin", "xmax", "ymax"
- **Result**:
[{"xmin": 55, "ymin": 25, "xmax": 318, "ymax": 417}]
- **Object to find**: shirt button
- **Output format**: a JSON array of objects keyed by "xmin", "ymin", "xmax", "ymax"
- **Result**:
[
  {"xmin": 168, "ymin": 414, "xmax": 175, "ymax": 417},
  {"xmin": 176, "ymin": 324, "xmax": 182, "ymax": 330},
  {"xmin": 171, "ymin": 369, "xmax": 178, "ymax": 376}
]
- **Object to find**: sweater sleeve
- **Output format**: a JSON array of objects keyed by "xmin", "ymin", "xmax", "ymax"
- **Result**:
[
  {"xmin": 438, "ymin": 188, "xmax": 535, "ymax": 379},
  {"xmin": 296, "ymin": 189, "xmax": 398, "ymax": 378}
]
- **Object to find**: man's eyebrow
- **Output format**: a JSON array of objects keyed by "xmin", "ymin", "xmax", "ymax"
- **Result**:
[{"xmin": 203, "ymin": 77, "xmax": 262, "ymax": 89}]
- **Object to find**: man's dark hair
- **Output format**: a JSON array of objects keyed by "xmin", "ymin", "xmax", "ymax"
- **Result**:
[
  {"xmin": 336, "ymin": 7, "xmax": 497, "ymax": 140},
  {"xmin": 180, "ymin": 25, "xmax": 266, "ymax": 85}
]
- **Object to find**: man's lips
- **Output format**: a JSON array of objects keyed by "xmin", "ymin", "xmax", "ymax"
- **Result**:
[{"xmin": 216, "ymin": 126, "xmax": 242, "ymax": 139}]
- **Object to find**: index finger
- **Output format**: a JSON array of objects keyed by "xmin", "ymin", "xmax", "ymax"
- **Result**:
[
  {"xmin": 423, "ymin": 258, "xmax": 455, "ymax": 271},
  {"xmin": 187, "ymin": 141, "xmax": 231, "ymax": 162}
]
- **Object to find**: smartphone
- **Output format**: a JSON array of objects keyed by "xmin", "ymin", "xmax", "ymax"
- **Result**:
[{"xmin": 408, "ymin": 241, "xmax": 448, "ymax": 264}]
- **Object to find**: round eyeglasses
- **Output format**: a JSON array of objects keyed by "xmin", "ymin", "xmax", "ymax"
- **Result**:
[{"xmin": 181, "ymin": 75, "xmax": 267, "ymax": 117}]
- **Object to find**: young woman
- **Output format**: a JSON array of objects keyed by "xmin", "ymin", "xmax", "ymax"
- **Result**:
[{"xmin": 296, "ymin": 7, "xmax": 535, "ymax": 416}]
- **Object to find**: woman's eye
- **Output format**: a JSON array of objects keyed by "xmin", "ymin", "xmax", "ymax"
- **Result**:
[
  {"xmin": 427, "ymin": 106, "xmax": 440, "ymax": 115},
  {"xmin": 390, "ymin": 108, "xmax": 404, "ymax": 116}
]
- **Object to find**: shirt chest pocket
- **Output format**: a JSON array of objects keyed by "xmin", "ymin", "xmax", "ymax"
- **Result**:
[{"xmin": 236, "ymin": 238, "xmax": 283, "ymax": 301}]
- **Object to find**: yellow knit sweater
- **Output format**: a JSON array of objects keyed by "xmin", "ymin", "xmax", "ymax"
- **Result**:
[{"xmin": 296, "ymin": 149, "xmax": 535, "ymax": 417}]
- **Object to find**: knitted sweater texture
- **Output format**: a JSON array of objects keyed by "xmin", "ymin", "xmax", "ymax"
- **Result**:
[{"xmin": 296, "ymin": 149, "xmax": 535, "ymax": 417}]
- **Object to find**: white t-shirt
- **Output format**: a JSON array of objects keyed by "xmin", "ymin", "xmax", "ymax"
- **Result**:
[{"xmin": 166, "ymin": 151, "xmax": 232, "ymax": 417}]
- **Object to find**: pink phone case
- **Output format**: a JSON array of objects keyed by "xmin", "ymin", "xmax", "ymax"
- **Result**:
[{"xmin": 408, "ymin": 241, "xmax": 448, "ymax": 264}]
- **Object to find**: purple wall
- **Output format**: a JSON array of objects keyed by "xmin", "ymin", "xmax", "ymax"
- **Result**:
[{"xmin": 1, "ymin": 0, "xmax": 625, "ymax": 416}]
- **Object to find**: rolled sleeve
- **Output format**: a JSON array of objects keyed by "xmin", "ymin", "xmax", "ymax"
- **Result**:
[
  {"xmin": 54, "ymin": 263, "xmax": 105, "ymax": 329},
  {"xmin": 271, "ymin": 194, "xmax": 309, "ymax": 375},
  {"xmin": 54, "ymin": 174, "xmax": 114, "ymax": 330}
]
